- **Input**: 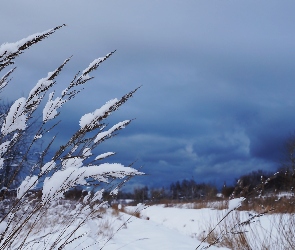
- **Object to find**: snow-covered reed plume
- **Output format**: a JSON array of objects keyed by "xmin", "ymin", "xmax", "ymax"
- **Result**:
[{"xmin": 0, "ymin": 25, "xmax": 142, "ymax": 249}]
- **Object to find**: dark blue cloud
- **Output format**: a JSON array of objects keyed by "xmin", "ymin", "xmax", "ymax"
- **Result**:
[{"xmin": 1, "ymin": 1, "xmax": 295, "ymax": 190}]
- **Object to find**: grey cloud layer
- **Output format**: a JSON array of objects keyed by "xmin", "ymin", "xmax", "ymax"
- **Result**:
[{"xmin": 1, "ymin": 1, "xmax": 295, "ymax": 188}]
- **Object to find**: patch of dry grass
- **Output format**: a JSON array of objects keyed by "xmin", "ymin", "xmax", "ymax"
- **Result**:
[
  {"xmin": 197, "ymin": 201, "xmax": 295, "ymax": 250},
  {"xmin": 238, "ymin": 195, "xmax": 295, "ymax": 214}
]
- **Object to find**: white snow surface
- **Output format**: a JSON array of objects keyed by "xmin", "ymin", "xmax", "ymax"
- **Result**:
[
  {"xmin": 17, "ymin": 203, "xmax": 226, "ymax": 250},
  {"xmin": 3, "ymin": 201, "xmax": 292, "ymax": 249}
]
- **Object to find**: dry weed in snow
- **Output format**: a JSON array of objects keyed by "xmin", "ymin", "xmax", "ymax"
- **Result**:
[{"xmin": 0, "ymin": 25, "xmax": 143, "ymax": 249}]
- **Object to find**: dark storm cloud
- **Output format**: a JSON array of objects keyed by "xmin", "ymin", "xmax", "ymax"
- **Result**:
[{"xmin": 1, "ymin": 1, "xmax": 295, "ymax": 189}]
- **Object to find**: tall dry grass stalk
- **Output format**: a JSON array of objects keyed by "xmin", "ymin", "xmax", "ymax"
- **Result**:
[
  {"xmin": 0, "ymin": 25, "xmax": 142, "ymax": 249},
  {"xmin": 197, "ymin": 199, "xmax": 295, "ymax": 250}
]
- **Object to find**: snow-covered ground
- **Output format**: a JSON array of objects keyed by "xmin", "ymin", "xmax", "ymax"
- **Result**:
[
  {"xmin": 2, "ymin": 199, "xmax": 294, "ymax": 249},
  {"xmin": 103, "ymin": 212, "xmax": 218, "ymax": 250},
  {"xmin": 103, "ymin": 202, "xmax": 295, "ymax": 250},
  {"xmin": 103, "ymin": 205, "xmax": 229, "ymax": 250},
  {"xmin": 9, "ymin": 201, "xmax": 228, "ymax": 250}
]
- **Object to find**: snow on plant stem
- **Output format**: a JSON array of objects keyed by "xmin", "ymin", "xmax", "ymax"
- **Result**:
[
  {"xmin": 17, "ymin": 175, "xmax": 38, "ymax": 198},
  {"xmin": 0, "ymin": 28, "xmax": 56, "ymax": 56},
  {"xmin": 0, "ymin": 25, "xmax": 142, "ymax": 249},
  {"xmin": 1, "ymin": 97, "xmax": 27, "ymax": 135},
  {"xmin": 43, "ymin": 92, "xmax": 65, "ymax": 122},
  {"xmin": 42, "ymin": 163, "xmax": 142, "ymax": 202},
  {"xmin": 95, "ymin": 152, "xmax": 115, "ymax": 160},
  {"xmin": 94, "ymin": 120, "xmax": 130, "ymax": 143},
  {"xmin": 228, "ymin": 197, "xmax": 245, "ymax": 211},
  {"xmin": 79, "ymin": 98, "xmax": 118, "ymax": 129}
]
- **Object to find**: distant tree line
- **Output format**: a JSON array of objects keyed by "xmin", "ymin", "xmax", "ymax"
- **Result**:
[
  {"xmin": 223, "ymin": 167, "xmax": 295, "ymax": 198},
  {"xmin": 114, "ymin": 179, "xmax": 218, "ymax": 202},
  {"xmin": 114, "ymin": 167, "xmax": 295, "ymax": 202},
  {"xmin": 223, "ymin": 133, "xmax": 295, "ymax": 198}
]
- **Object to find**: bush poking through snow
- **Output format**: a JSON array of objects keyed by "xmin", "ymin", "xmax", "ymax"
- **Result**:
[{"xmin": 0, "ymin": 25, "xmax": 143, "ymax": 249}]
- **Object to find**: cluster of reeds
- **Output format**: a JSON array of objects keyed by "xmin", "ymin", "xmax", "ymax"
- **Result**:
[
  {"xmin": 197, "ymin": 186, "xmax": 295, "ymax": 249},
  {"xmin": 0, "ymin": 25, "xmax": 142, "ymax": 249}
]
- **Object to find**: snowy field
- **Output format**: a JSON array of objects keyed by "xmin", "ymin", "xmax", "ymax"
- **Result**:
[
  {"xmin": 103, "ymin": 204, "xmax": 229, "ymax": 250},
  {"xmin": 102, "ymin": 201, "xmax": 295, "ymax": 250},
  {"xmin": 9, "ymin": 201, "xmax": 226, "ymax": 250},
  {"xmin": 1, "ymin": 198, "xmax": 295, "ymax": 249}
]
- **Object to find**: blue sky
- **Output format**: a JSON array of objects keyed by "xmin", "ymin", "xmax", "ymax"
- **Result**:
[{"xmin": 1, "ymin": 1, "xmax": 295, "ymax": 189}]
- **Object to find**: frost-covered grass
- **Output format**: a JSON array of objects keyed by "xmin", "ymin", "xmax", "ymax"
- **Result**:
[
  {"xmin": 0, "ymin": 25, "xmax": 142, "ymax": 249},
  {"xmin": 0, "ymin": 198, "xmax": 224, "ymax": 250},
  {"xmin": 239, "ymin": 194, "xmax": 295, "ymax": 214},
  {"xmin": 0, "ymin": 198, "xmax": 123, "ymax": 249}
]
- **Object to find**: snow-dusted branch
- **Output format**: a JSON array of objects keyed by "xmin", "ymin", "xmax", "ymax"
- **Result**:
[
  {"xmin": 0, "ymin": 24, "xmax": 65, "ymax": 72},
  {"xmin": 61, "ymin": 51, "xmax": 116, "ymax": 99},
  {"xmin": 0, "ymin": 67, "xmax": 15, "ymax": 92}
]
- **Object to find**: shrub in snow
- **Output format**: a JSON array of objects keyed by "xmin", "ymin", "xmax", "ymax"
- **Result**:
[{"xmin": 0, "ymin": 24, "xmax": 143, "ymax": 249}]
